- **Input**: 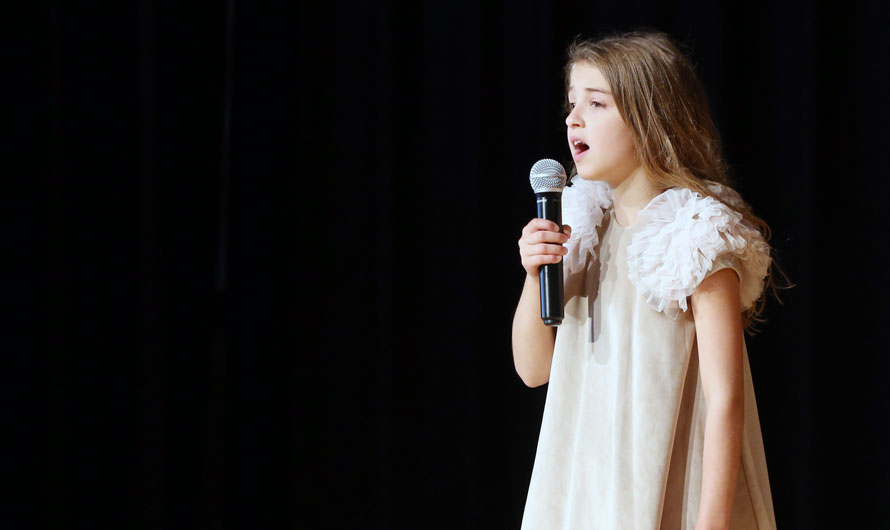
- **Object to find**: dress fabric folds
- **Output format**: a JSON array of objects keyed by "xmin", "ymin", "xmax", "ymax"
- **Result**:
[{"xmin": 520, "ymin": 180, "xmax": 777, "ymax": 530}]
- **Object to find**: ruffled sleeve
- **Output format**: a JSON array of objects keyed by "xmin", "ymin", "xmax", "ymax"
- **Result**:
[
  {"xmin": 561, "ymin": 177, "xmax": 612, "ymax": 274},
  {"xmin": 625, "ymin": 185, "xmax": 771, "ymax": 320}
]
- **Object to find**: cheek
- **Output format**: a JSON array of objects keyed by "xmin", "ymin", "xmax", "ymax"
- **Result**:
[
  {"xmin": 592, "ymin": 121, "xmax": 635, "ymax": 157},
  {"xmin": 591, "ymin": 127, "xmax": 631, "ymax": 158}
]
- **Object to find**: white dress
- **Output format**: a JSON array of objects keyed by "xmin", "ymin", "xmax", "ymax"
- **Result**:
[{"xmin": 520, "ymin": 178, "xmax": 777, "ymax": 530}]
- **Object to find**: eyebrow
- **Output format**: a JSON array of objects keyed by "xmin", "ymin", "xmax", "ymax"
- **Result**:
[{"xmin": 567, "ymin": 87, "xmax": 612, "ymax": 96}]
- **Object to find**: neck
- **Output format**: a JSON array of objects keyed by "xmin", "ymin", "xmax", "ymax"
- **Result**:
[{"xmin": 609, "ymin": 166, "xmax": 661, "ymax": 227}]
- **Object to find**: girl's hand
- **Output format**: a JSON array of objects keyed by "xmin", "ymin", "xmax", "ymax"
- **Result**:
[{"xmin": 518, "ymin": 219, "xmax": 572, "ymax": 278}]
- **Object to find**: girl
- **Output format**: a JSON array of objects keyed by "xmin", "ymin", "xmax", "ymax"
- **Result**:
[{"xmin": 513, "ymin": 31, "xmax": 788, "ymax": 530}]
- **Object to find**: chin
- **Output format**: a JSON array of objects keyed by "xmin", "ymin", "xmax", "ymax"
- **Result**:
[
  {"xmin": 574, "ymin": 167, "xmax": 604, "ymax": 182},
  {"xmin": 575, "ymin": 171, "xmax": 616, "ymax": 188}
]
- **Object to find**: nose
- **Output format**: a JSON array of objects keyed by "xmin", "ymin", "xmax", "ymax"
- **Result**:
[{"xmin": 565, "ymin": 105, "xmax": 583, "ymax": 128}]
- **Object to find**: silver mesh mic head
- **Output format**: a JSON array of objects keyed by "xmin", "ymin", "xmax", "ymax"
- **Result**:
[{"xmin": 529, "ymin": 159, "xmax": 567, "ymax": 193}]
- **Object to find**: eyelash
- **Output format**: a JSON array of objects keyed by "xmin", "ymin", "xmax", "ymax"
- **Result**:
[{"xmin": 568, "ymin": 100, "xmax": 603, "ymax": 110}]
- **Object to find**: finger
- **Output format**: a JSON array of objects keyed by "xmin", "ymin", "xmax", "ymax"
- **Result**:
[
  {"xmin": 523, "ymin": 218, "xmax": 562, "ymax": 235},
  {"xmin": 531, "ymin": 243, "xmax": 569, "ymax": 256},
  {"xmin": 520, "ymin": 242, "xmax": 566, "ymax": 260},
  {"xmin": 528, "ymin": 230, "xmax": 570, "ymax": 245},
  {"xmin": 529, "ymin": 254, "xmax": 563, "ymax": 267}
]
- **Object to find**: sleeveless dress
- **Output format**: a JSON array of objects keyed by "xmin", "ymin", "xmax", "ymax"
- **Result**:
[{"xmin": 520, "ymin": 178, "xmax": 777, "ymax": 530}]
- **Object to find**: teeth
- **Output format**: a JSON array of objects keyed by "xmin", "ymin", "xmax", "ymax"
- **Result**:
[{"xmin": 573, "ymin": 140, "xmax": 582, "ymax": 146}]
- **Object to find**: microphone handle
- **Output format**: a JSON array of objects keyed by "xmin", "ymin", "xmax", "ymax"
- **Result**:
[{"xmin": 536, "ymin": 192, "xmax": 564, "ymax": 326}]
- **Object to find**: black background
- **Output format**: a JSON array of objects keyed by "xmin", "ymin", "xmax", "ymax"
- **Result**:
[{"xmin": 23, "ymin": 1, "xmax": 890, "ymax": 528}]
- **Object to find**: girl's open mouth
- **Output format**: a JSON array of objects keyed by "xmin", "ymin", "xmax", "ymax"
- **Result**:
[{"xmin": 572, "ymin": 141, "xmax": 590, "ymax": 160}]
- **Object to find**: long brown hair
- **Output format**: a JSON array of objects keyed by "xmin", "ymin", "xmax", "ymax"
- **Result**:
[{"xmin": 563, "ymin": 30, "xmax": 793, "ymax": 334}]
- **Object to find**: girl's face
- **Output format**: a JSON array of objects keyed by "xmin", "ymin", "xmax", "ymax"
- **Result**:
[{"xmin": 566, "ymin": 62, "xmax": 639, "ymax": 185}]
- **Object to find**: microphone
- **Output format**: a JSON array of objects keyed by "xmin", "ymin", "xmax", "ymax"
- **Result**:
[{"xmin": 529, "ymin": 159, "xmax": 567, "ymax": 327}]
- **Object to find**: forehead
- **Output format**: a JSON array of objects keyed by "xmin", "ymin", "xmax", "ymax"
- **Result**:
[{"xmin": 567, "ymin": 62, "xmax": 611, "ymax": 94}]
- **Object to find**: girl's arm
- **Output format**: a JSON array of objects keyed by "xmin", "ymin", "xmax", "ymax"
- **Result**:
[
  {"xmin": 511, "ymin": 273, "xmax": 557, "ymax": 387},
  {"xmin": 689, "ymin": 267, "xmax": 745, "ymax": 530},
  {"xmin": 511, "ymin": 219, "xmax": 570, "ymax": 387}
]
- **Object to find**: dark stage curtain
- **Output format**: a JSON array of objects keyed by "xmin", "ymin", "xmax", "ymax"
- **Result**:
[{"xmin": 28, "ymin": 1, "xmax": 890, "ymax": 528}]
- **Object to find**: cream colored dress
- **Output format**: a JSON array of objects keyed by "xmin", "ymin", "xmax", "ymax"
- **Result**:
[{"xmin": 520, "ymin": 179, "xmax": 777, "ymax": 530}]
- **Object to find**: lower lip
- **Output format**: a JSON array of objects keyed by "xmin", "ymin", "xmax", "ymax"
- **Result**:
[{"xmin": 572, "ymin": 148, "xmax": 589, "ymax": 161}]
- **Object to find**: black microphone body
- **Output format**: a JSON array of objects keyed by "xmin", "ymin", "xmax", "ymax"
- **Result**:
[
  {"xmin": 528, "ymin": 159, "xmax": 568, "ymax": 327},
  {"xmin": 536, "ymin": 191, "xmax": 564, "ymax": 326}
]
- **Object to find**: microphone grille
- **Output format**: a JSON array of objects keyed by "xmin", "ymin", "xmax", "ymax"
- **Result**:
[{"xmin": 529, "ymin": 159, "xmax": 567, "ymax": 193}]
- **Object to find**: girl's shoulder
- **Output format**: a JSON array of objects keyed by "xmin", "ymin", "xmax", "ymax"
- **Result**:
[
  {"xmin": 561, "ymin": 177, "xmax": 613, "ymax": 258},
  {"xmin": 626, "ymin": 180, "xmax": 771, "ymax": 319},
  {"xmin": 562, "ymin": 178, "xmax": 771, "ymax": 320},
  {"xmin": 561, "ymin": 178, "xmax": 612, "ymax": 282}
]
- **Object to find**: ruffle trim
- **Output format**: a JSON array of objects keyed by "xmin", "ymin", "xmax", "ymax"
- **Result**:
[
  {"xmin": 561, "ymin": 177, "xmax": 612, "ymax": 274},
  {"xmin": 625, "ymin": 183, "xmax": 771, "ymax": 320}
]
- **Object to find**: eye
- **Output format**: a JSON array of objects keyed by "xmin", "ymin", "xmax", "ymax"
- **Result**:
[{"xmin": 590, "ymin": 99, "xmax": 603, "ymax": 108}]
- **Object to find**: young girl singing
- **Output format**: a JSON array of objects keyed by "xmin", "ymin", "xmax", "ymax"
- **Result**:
[{"xmin": 513, "ymin": 31, "xmax": 786, "ymax": 530}]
